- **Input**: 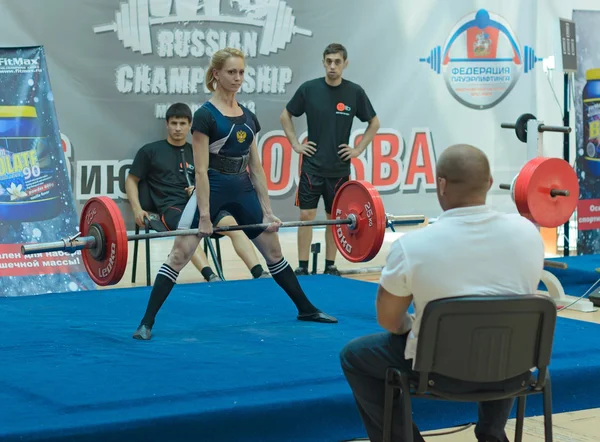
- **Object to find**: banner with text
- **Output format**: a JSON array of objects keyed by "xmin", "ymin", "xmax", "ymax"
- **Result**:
[
  {"xmin": 0, "ymin": 46, "xmax": 95, "ymax": 296},
  {"xmin": 572, "ymin": 10, "xmax": 600, "ymax": 255},
  {"xmin": 0, "ymin": 1, "xmax": 539, "ymax": 229}
]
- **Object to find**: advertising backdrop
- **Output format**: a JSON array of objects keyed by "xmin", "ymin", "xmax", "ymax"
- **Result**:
[
  {"xmin": 0, "ymin": 46, "xmax": 95, "ymax": 296},
  {"xmin": 0, "ymin": 0, "xmax": 541, "ymax": 230},
  {"xmin": 573, "ymin": 10, "xmax": 600, "ymax": 255}
]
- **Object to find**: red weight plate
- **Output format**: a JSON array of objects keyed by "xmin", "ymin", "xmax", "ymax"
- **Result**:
[
  {"xmin": 330, "ymin": 180, "xmax": 387, "ymax": 263},
  {"xmin": 514, "ymin": 157, "xmax": 579, "ymax": 228},
  {"xmin": 80, "ymin": 196, "xmax": 128, "ymax": 286},
  {"xmin": 513, "ymin": 158, "xmax": 539, "ymax": 220}
]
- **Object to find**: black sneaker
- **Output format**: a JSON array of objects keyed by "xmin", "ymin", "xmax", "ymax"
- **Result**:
[
  {"xmin": 294, "ymin": 267, "xmax": 309, "ymax": 276},
  {"xmin": 324, "ymin": 265, "xmax": 341, "ymax": 276}
]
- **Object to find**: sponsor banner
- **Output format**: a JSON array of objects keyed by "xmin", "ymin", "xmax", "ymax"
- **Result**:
[
  {"xmin": 577, "ymin": 199, "xmax": 600, "ymax": 231},
  {"xmin": 573, "ymin": 10, "xmax": 600, "ymax": 254},
  {"xmin": 0, "ymin": 1, "xmax": 538, "ymax": 229},
  {"xmin": 0, "ymin": 46, "xmax": 95, "ymax": 296}
]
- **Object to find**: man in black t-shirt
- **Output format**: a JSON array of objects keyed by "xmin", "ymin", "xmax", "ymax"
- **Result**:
[
  {"xmin": 280, "ymin": 43, "xmax": 380, "ymax": 276},
  {"xmin": 126, "ymin": 103, "xmax": 268, "ymax": 282}
]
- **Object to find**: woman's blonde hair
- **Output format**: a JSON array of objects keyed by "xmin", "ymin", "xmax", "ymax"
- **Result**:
[{"xmin": 205, "ymin": 47, "xmax": 245, "ymax": 92}]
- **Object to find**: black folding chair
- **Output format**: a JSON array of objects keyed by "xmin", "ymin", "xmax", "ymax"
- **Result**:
[
  {"xmin": 383, "ymin": 294, "xmax": 557, "ymax": 442},
  {"xmin": 131, "ymin": 179, "xmax": 224, "ymax": 285}
]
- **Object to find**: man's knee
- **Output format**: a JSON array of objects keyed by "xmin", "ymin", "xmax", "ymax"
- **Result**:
[
  {"xmin": 340, "ymin": 336, "xmax": 370, "ymax": 372},
  {"xmin": 167, "ymin": 240, "xmax": 196, "ymax": 267},
  {"xmin": 216, "ymin": 214, "xmax": 237, "ymax": 227},
  {"xmin": 299, "ymin": 209, "xmax": 317, "ymax": 221}
]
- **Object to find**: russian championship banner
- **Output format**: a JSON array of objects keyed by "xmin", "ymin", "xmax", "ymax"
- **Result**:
[
  {"xmin": 572, "ymin": 11, "xmax": 600, "ymax": 255},
  {"xmin": 0, "ymin": 46, "xmax": 95, "ymax": 296}
]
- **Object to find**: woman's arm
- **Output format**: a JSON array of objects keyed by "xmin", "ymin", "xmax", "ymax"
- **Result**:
[
  {"xmin": 192, "ymin": 131, "xmax": 212, "ymax": 226},
  {"xmin": 247, "ymin": 140, "xmax": 273, "ymax": 217}
]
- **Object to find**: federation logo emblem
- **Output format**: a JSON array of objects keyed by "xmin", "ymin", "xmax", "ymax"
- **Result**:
[
  {"xmin": 236, "ymin": 130, "xmax": 247, "ymax": 143},
  {"xmin": 419, "ymin": 9, "xmax": 541, "ymax": 110}
]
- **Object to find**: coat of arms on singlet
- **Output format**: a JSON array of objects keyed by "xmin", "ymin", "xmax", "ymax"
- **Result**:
[{"xmin": 236, "ymin": 130, "xmax": 247, "ymax": 143}]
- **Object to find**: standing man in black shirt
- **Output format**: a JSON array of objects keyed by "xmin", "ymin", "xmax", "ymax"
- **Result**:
[
  {"xmin": 126, "ymin": 103, "xmax": 268, "ymax": 282},
  {"xmin": 280, "ymin": 43, "xmax": 380, "ymax": 276}
]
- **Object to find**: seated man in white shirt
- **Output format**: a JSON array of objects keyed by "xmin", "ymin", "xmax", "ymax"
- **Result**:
[{"xmin": 340, "ymin": 144, "xmax": 545, "ymax": 442}]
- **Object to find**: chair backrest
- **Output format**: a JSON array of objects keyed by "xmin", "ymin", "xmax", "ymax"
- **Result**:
[{"xmin": 413, "ymin": 294, "xmax": 557, "ymax": 384}]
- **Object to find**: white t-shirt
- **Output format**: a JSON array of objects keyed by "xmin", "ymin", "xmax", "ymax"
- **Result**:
[{"xmin": 379, "ymin": 205, "xmax": 545, "ymax": 365}]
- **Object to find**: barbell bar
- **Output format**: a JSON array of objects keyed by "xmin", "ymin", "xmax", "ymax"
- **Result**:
[
  {"xmin": 93, "ymin": 0, "xmax": 311, "ymax": 56},
  {"xmin": 21, "ymin": 214, "xmax": 424, "ymax": 256},
  {"xmin": 498, "ymin": 184, "xmax": 570, "ymax": 198},
  {"xmin": 20, "ymin": 180, "xmax": 426, "ymax": 286},
  {"xmin": 501, "ymin": 113, "xmax": 571, "ymax": 143}
]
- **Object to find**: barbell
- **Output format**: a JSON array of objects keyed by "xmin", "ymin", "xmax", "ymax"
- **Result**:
[
  {"xmin": 20, "ymin": 180, "xmax": 426, "ymax": 287},
  {"xmin": 93, "ymin": 0, "xmax": 311, "ymax": 56},
  {"xmin": 501, "ymin": 113, "xmax": 571, "ymax": 143},
  {"xmin": 20, "ymin": 157, "xmax": 580, "ymax": 287},
  {"xmin": 498, "ymin": 157, "xmax": 579, "ymax": 227}
]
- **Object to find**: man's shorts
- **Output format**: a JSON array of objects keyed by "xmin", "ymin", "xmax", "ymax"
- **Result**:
[
  {"xmin": 295, "ymin": 172, "xmax": 350, "ymax": 213},
  {"xmin": 160, "ymin": 205, "xmax": 185, "ymax": 231},
  {"xmin": 160, "ymin": 205, "xmax": 230, "ymax": 234},
  {"xmin": 178, "ymin": 171, "xmax": 266, "ymax": 240}
]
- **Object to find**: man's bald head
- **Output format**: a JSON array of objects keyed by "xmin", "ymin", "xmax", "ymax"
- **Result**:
[{"xmin": 436, "ymin": 144, "xmax": 493, "ymax": 210}]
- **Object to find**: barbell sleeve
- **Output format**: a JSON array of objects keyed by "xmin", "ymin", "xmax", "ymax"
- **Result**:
[
  {"xmin": 386, "ymin": 215, "xmax": 426, "ymax": 225},
  {"xmin": 544, "ymin": 260, "xmax": 568, "ymax": 270},
  {"xmin": 550, "ymin": 189, "xmax": 570, "ymax": 197},
  {"xmin": 500, "ymin": 123, "xmax": 516, "ymax": 129},
  {"xmin": 539, "ymin": 125, "xmax": 571, "ymax": 134},
  {"xmin": 499, "ymin": 184, "xmax": 512, "ymax": 190},
  {"xmin": 21, "ymin": 236, "xmax": 96, "ymax": 255}
]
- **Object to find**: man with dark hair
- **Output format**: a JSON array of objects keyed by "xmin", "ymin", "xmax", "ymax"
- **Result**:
[
  {"xmin": 280, "ymin": 43, "xmax": 380, "ymax": 276},
  {"xmin": 126, "ymin": 103, "xmax": 268, "ymax": 282}
]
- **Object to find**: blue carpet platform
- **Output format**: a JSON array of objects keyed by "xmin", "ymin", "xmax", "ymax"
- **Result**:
[{"xmin": 1, "ymin": 275, "xmax": 600, "ymax": 442}]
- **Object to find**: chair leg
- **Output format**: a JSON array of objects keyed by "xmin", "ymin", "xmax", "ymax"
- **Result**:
[
  {"xmin": 382, "ymin": 369, "xmax": 396, "ymax": 442},
  {"xmin": 132, "ymin": 225, "xmax": 140, "ymax": 283},
  {"xmin": 205, "ymin": 238, "xmax": 225, "ymax": 281},
  {"xmin": 400, "ymin": 373, "xmax": 413, "ymax": 442},
  {"xmin": 215, "ymin": 238, "xmax": 223, "ymax": 274},
  {"xmin": 515, "ymin": 396, "xmax": 526, "ymax": 442},
  {"xmin": 145, "ymin": 224, "xmax": 151, "ymax": 286},
  {"xmin": 543, "ymin": 375, "xmax": 553, "ymax": 442}
]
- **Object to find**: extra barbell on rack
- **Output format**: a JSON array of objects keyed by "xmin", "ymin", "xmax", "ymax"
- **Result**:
[
  {"xmin": 501, "ymin": 113, "xmax": 571, "ymax": 143},
  {"xmin": 498, "ymin": 157, "xmax": 579, "ymax": 227},
  {"xmin": 20, "ymin": 181, "xmax": 426, "ymax": 287},
  {"xmin": 93, "ymin": 0, "xmax": 311, "ymax": 56}
]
